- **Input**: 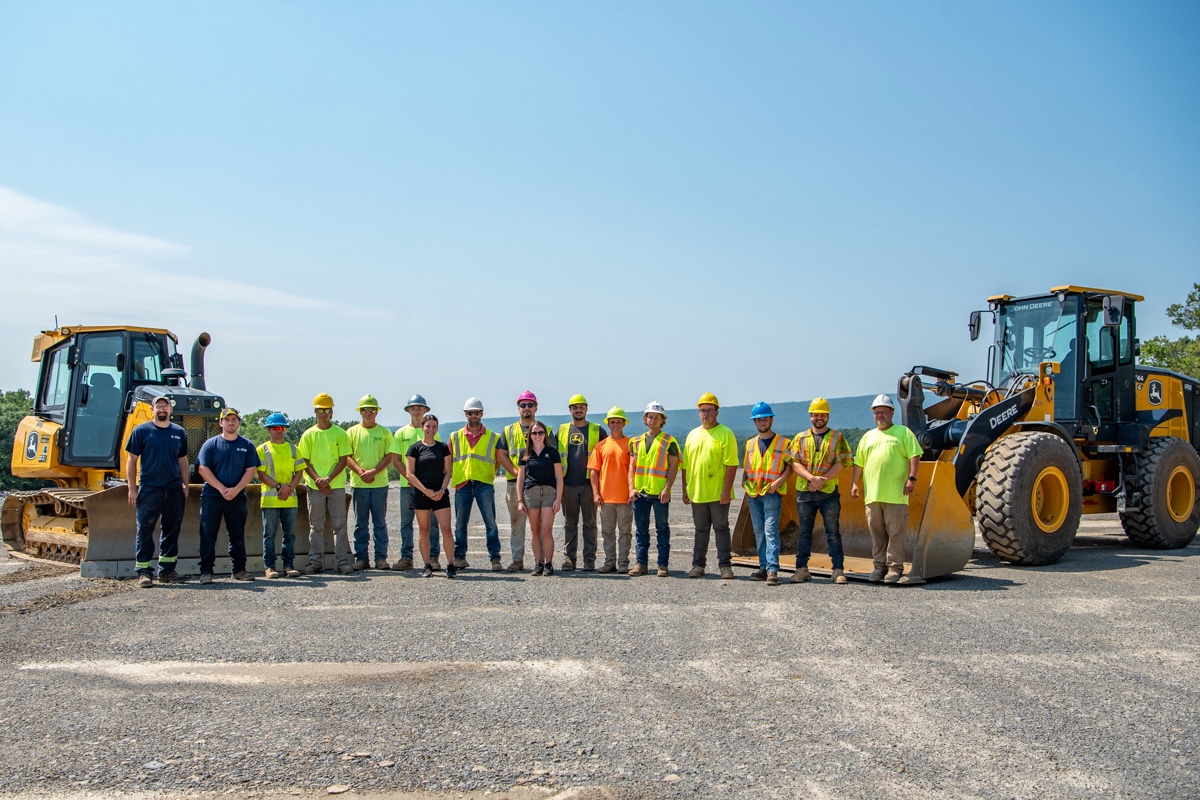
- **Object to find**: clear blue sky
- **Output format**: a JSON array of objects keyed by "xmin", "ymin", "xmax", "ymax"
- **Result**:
[{"xmin": 1, "ymin": 1, "xmax": 1197, "ymax": 423}]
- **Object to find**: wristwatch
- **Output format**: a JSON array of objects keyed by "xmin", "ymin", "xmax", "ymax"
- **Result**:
[{"xmin": 907, "ymin": 476, "xmax": 917, "ymax": 482}]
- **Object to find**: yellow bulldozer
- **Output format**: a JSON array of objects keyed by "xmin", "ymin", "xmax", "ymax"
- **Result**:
[
  {"xmin": 3, "ymin": 325, "xmax": 335, "ymax": 577},
  {"xmin": 733, "ymin": 285, "xmax": 1200, "ymax": 583}
]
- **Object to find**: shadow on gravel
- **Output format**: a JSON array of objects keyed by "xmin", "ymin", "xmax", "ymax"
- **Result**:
[
  {"xmin": 919, "ymin": 572, "xmax": 1020, "ymax": 591},
  {"xmin": 456, "ymin": 574, "xmax": 525, "ymax": 582}
]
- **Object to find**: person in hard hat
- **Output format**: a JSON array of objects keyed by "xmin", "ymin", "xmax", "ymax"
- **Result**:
[
  {"xmin": 448, "ymin": 397, "xmax": 503, "ymax": 570},
  {"xmin": 741, "ymin": 402, "xmax": 792, "ymax": 587},
  {"xmin": 197, "ymin": 408, "xmax": 262, "ymax": 584},
  {"xmin": 556, "ymin": 394, "xmax": 607, "ymax": 571},
  {"xmin": 588, "ymin": 406, "xmax": 634, "ymax": 574},
  {"xmin": 495, "ymin": 391, "xmax": 547, "ymax": 572},
  {"xmin": 388, "ymin": 394, "xmax": 441, "ymax": 571},
  {"xmin": 627, "ymin": 401, "xmax": 680, "ymax": 577},
  {"xmin": 298, "ymin": 393, "xmax": 354, "ymax": 574},
  {"xmin": 404, "ymin": 413, "xmax": 457, "ymax": 578},
  {"xmin": 790, "ymin": 397, "xmax": 854, "ymax": 584},
  {"xmin": 850, "ymin": 394, "xmax": 924, "ymax": 584},
  {"xmin": 517, "ymin": 420, "xmax": 563, "ymax": 575},
  {"xmin": 125, "ymin": 395, "xmax": 189, "ymax": 588},
  {"xmin": 682, "ymin": 393, "xmax": 740, "ymax": 580},
  {"xmin": 346, "ymin": 395, "xmax": 394, "ymax": 571},
  {"xmin": 256, "ymin": 413, "xmax": 307, "ymax": 579}
]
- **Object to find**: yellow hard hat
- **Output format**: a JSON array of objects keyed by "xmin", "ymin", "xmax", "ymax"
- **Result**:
[
  {"xmin": 356, "ymin": 394, "xmax": 380, "ymax": 410},
  {"xmin": 697, "ymin": 392, "xmax": 720, "ymax": 408},
  {"xmin": 568, "ymin": 394, "xmax": 588, "ymax": 406},
  {"xmin": 313, "ymin": 393, "xmax": 334, "ymax": 409},
  {"xmin": 605, "ymin": 406, "xmax": 629, "ymax": 423},
  {"xmin": 808, "ymin": 397, "xmax": 831, "ymax": 415}
]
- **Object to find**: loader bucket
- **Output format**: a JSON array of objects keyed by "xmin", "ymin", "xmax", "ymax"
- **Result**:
[{"xmin": 732, "ymin": 459, "xmax": 975, "ymax": 584}]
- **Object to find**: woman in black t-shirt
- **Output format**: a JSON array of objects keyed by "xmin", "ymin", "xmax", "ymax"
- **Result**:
[
  {"xmin": 516, "ymin": 421, "xmax": 562, "ymax": 576},
  {"xmin": 405, "ymin": 414, "xmax": 456, "ymax": 578}
]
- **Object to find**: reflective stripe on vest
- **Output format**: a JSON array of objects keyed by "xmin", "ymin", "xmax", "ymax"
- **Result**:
[
  {"xmin": 451, "ymin": 428, "xmax": 499, "ymax": 485},
  {"xmin": 795, "ymin": 429, "xmax": 840, "ymax": 494},
  {"xmin": 502, "ymin": 421, "xmax": 543, "ymax": 479},
  {"xmin": 260, "ymin": 442, "xmax": 301, "ymax": 500},
  {"xmin": 743, "ymin": 434, "xmax": 789, "ymax": 498},
  {"xmin": 556, "ymin": 422, "xmax": 601, "ymax": 468},
  {"xmin": 632, "ymin": 433, "xmax": 676, "ymax": 494}
]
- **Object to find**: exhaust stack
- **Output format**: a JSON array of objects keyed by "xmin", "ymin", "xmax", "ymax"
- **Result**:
[{"xmin": 189, "ymin": 332, "xmax": 211, "ymax": 390}]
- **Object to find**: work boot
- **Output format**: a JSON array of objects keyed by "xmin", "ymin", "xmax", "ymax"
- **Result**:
[
  {"xmin": 302, "ymin": 562, "xmax": 322, "ymax": 575},
  {"xmin": 868, "ymin": 566, "xmax": 886, "ymax": 583},
  {"xmin": 395, "ymin": 558, "xmax": 414, "ymax": 571},
  {"xmin": 430, "ymin": 558, "xmax": 443, "ymax": 571},
  {"xmin": 657, "ymin": 566, "xmax": 670, "ymax": 578},
  {"xmin": 687, "ymin": 566, "xmax": 704, "ymax": 579},
  {"xmin": 264, "ymin": 567, "xmax": 281, "ymax": 579},
  {"xmin": 749, "ymin": 569, "xmax": 768, "ymax": 581},
  {"xmin": 582, "ymin": 561, "xmax": 596, "ymax": 572},
  {"xmin": 561, "ymin": 557, "xmax": 576, "ymax": 572},
  {"xmin": 452, "ymin": 557, "xmax": 469, "ymax": 569},
  {"xmin": 353, "ymin": 560, "xmax": 369, "ymax": 571},
  {"xmin": 198, "ymin": 573, "xmax": 213, "ymax": 585},
  {"xmin": 374, "ymin": 559, "xmax": 390, "ymax": 571},
  {"xmin": 598, "ymin": 563, "xmax": 616, "ymax": 574},
  {"xmin": 338, "ymin": 564, "xmax": 355, "ymax": 575},
  {"xmin": 628, "ymin": 564, "xmax": 647, "ymax": 577},
  {"xmin": 884, "ymin": 568, "xmax": 903, "ymax": 585},
  {"xmin": 285, "ymin": 566, "xmax": 301, "ymax": 578},
  {"xmin": 232, "ymin": 571, "xmax": 255, "ymax": 582},
  {"xmin": 138, "ymin": 574, "xmax": 154, "ymax": 589},
  {"xmin": 491, "ymin": 558, "xmax": 504, "ymax": 572},
  {"xmin": 766, "ymin": 571, "xmax": 779, "ymax": 586},
  {"xmin": 719, "ymin": 567, "xmax": 735, "ymax": 580},
  {"xmin": 506, "ymin": 560, "xmax": 525, "ymax": 573},
  {"xmin": 831, "ymin": 568, "xmax": 847, "ymax": 585},
  {"xmin": 157, "ymin": 572, "xmax": 176, "ymax": 584},
  {"xmin": 792, "ymin": 567, "xmax": 811, "ymax": 583}
]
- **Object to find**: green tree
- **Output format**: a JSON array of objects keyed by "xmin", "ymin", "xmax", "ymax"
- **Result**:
[
  {"xmin": 1142, "ymin": 282, "xmax": 1200, "ymax": 379},
  {"xmin": 0, "ymin": 389, "xmax": 52, "ymax": 491}
]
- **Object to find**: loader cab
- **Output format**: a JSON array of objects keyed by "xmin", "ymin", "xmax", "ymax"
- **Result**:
[
  {"xmin": 990, "ymin": 294, "xmax": 1082, "ymax": 420},
  {"xmin": 33, "ymin": 328, "xmax": 182, "ymax": 469}
]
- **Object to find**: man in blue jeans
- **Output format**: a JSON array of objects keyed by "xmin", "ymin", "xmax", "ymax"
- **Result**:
[
  {"xmin": 197, "ymin": 408, "xmax": 262, "ymax": 584},
  {"xmin": 789, "ymin": 397, "xmax": 854, "ymax": 584},
  {"xmin": 448, "ymin": 397, "xmax": 502, "ymax": 572},
  {"xmin": 125, "ymin": 396, "xmax": 189, "ymax": 588},
  {"xmin": 627, "ymin": 402, "xmax": 680, "ymax": 577},
  {"xmin": 256, "ymin": 413, "xmax": 306, "ymax": 578},
  {"xmin": 741, "ymin": 402, "xmax": 792, "ymax": 586},
  {"xmin": 346, "ymin": 394, "xmax": 393, "ymax": 570}
]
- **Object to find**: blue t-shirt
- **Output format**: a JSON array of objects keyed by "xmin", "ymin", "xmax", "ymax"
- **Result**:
[
  {"xmin": 125, "ymin": 422, "xmax": 188, "ymax": 489},
  {"xmin": 197, "ymin": 435, "xmax": 261, "ymax": 498}
]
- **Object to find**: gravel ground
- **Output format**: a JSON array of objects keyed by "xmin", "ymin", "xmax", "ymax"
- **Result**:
[{"xmin": 0, "ymin": 489, "xmax": 1197, "ymax": 800}]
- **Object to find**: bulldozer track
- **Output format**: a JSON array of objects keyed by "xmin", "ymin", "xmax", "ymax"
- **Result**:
[
  {"xmin": 1119, "ymin": 437, "xmax": 1200, "ymax": 549},
  {"xmin": 1, "ymin": 488, "xmax": 92, "ymax": 565}
]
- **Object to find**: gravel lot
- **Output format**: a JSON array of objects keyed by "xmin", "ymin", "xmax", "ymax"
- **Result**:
[{"xmin": 0, "ymin": 489, "xmax": 1197, "ymax": 800}]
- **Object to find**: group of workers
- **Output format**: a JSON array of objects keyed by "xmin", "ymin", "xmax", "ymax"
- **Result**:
[{"xmin": 124, "ymin": 390, "xmax": 923, "ymax": 588}]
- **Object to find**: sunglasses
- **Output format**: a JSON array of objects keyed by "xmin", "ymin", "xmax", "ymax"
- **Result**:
[
  {"xmin": 465, "ymin": 410, "xmax": 482, "ymax": 415},
  {"xmin": 315, "ymin": 409, "xmax": 333, "ymax": 414},
  {"xmin": 518, "ymin": 402, "xmax": 536, "ymax": 409},
  {"xmin": 529, "ymin": 430, "xmax": 546, "ymax": 436}
]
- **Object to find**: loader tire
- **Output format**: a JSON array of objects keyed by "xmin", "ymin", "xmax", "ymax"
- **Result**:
[
  {"xmin": 976, "ymin": 431, "xmax": 1082, "ymax": 565},
  {"xmin": 1119, "ymin": 437, "xmax": 1200, "ymax": 549}
]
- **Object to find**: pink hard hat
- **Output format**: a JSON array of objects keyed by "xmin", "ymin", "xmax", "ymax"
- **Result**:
[{"xmin": 517, "ymin": 390, "xmax": 538, "ymax": 404}]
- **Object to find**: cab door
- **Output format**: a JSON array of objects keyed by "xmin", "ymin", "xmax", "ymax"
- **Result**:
[{"xmin": 63, "ymin": 331, "xmax": 128, "ymax": 467}]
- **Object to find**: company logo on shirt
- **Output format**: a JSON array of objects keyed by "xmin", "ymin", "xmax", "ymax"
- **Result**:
[{"xmin": 569, "ymin": 431, "xmax": 585, "ymax": 446}]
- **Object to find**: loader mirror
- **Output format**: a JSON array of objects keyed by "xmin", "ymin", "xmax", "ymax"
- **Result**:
[
  {"xmin": 1102, "ymin": 295, "xmax": 1124, "ymax": 327},
  {"xmin": 968, "ymin": 311, "xmax": 982, "ymax": 341},
  {"xmin": 115, "ymin": 353, "xmax": 125, "ymax": 372}
]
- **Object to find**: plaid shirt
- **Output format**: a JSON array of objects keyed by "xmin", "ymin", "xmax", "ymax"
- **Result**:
[{"xmin": 789, "ymin": 428, "xmax": 853, "ymax": 494}]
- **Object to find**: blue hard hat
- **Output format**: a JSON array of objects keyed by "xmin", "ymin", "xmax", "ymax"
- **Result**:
[
  {"xmin": 405, "ymin": 394, "xmax": 429, "ymax": 410},
  {"xmin": 750, "ymin": 401, "xmax": 774, "ymax": 419},
  {"xmin": 264, "ymin": 412, "xmax": 289, "ymax": 428}
]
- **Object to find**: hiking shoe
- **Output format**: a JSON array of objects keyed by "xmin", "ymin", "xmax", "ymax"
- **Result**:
[
  {"xmin": 353, "ymin": 560, "xmax": 369, "ymax": 571},
  {"xmin": 490, "ymin": 558, "xmax": 503, "ymax": 572},
  {"xmin": 884, "ymin": 569, "xmax": 903, "ymax": 585},
  {"xmin": 138, "ymin": 574, "xmax": 154, "ymax": 588},
  {"xmin": 687, "ymin": 566, "xmax": 704, "ymax": 579},
  {"xmin": 582, "ymin": 561, "xmax": 596, "ymax": 572},
  {"xmin": 198, "ymin": 573, "xmax": 213, "ymax": 585},
  {"xmin": 628, "ymin": 564, "xmax": 647, "ymax": 577},
  {"xmin": 302, "ymin": 562, "xmax": 322, "ymax": 575},
  {"xmin": 264, "ymin": 567, "xmax": 281, "ymax": 579},
  {"xmin": 374, "ymin": 559, "xmax": 390, "ymax": 571},
  {"xmin": 719, "ymin": 567, "xmax": 735, "ymax": 580},
  {"xmin": 598, "ymin": 563, "xmax": 616, "ymax": 574},
  {"xmin": 543, "ymin": 563, "xmax": 555, "ymax": 577},
  {"xmin": 338, "ymin": 564, "xmax": 355, "ymax": 575},
  {"xmin": 232, "ymin": 571, "xmax": 255, "ymax": 582},
  {"xmin": 285, "ymin": 567, "xmax": 301, "ymax": 578},
  {"xmin": 749, "ymin": 569, "xmax": 768, "ymax": 581},
  {"xmin": 395, "ymin": 557, "xmax": 414, "ymax": 570},
  {"xmin": 157, "ymin": 571, "xmax": 177, "ymax": 584},
  {"xmin": 430, "ymin": 558, "xmax": 443, "ymax": 571},
  {"xmin": 452, "ymin": 557, "xmax": 469, "ymax": 569},
  {"xmin": 561, "ymin": 558, "xmax": 576, "ymax": 572},
  {"xmin": 446, "ymin": 564, "xmax": 458, "ymax": 579},
  {"xmin": 506, "ymin": 560, "xmax": 525, "ymax": 573},
  {"xmin": 657, "ymin": 567, "xmax": 670, "ymax": 578},
  {"xmin": 766, "ymin": 571, "xmax": 779, "ymax": 586},
  {"xmin": 831, "ymin": 568, "xmax": 847, "ymax": 585},
  {"xmin": 421, "ymin": 563, "xmax": 434, "ymax": 578},
  {"xmin": 792, "ymin": 567, "xmax": 811, "ymax": 583},
  {"xmin": 868, "ymin": 566, "xmax": 886, "ymax": 582},
  {"xmin": 532, "ymin": 562, "xmax": 545, "ymax": 576}
]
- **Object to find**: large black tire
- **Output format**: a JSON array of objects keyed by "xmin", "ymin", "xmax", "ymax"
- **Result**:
[
  {"xmin": 1120, "ymin": 437, "xmax": 1200, "ymax": 549},
  {"xmin": 976, "ymin": 431, "xmax": 1083, "ymax": 565}
]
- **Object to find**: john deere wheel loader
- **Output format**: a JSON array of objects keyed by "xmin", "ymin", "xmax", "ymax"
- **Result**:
[
  {"xmin": 732, "ymin": 285, "xmax": 1200, "ymax": 582},
  {"xmin": 3, "ymin": 326, "xmax": 336, "ymax": 577}
]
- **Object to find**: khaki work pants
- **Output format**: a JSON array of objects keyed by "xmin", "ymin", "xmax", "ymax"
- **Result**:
[
  {"xmin": 865, "ymin": 501, "xmax": 909, "ymax": 571},
  {"xmin": 506, "ymin": 481, "xmax": 527, "ymax": 564},
  {"xmin": 307, "ymin": 488, "xmax": 351, "ymax": 569},
  {"xmin": 598, "ymin": 502, "xmax": 633, "ymax": 570}
]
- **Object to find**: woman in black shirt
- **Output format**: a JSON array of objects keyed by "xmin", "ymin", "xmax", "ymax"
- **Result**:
[
  {"xmin": 516, "ymin": 421, "xmax": 563, "ymax": 575},
  {"xmin": 406, "ymin": 413, "xmax": 455, "ymax": 578}
]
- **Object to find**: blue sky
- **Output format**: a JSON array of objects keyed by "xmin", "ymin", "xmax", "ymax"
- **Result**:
[{"xmin": 1, "ymin": 1, "xmax": 1197, "ymax": 422}]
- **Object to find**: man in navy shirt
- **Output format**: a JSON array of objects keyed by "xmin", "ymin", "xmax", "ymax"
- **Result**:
[
  {"xmin": 197, "ymin": 408, "xmax": 261, "ymax": 584},
  {"xmin": 125, "ymin": 396, "xmax": 189, "ymax": 588}
]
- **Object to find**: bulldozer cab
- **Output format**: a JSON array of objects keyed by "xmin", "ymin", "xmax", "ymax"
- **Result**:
[{"xmin": 34, "ymin": 328, "xmax": 183, "ymax": 469}]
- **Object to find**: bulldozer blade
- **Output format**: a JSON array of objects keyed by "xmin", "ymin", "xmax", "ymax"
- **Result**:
[{"xmin": 731, "ymin": 460, "xmax": 975, "ymax": 583}]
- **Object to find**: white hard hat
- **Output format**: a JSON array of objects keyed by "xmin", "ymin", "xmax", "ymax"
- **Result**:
[
  {"xmin": 644, "ymin": 401, "xmax": 668, "ymax": 417},
  {"xmin": 870, "ymin": 394, "xmax": 895, "ymax": 410},
  {"xmin": 463, "ymin": 397, "xmax": 484, "ymax": 412}
]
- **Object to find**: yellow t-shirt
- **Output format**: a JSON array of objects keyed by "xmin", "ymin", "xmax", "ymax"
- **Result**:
[
  {"xmin": 854, "ymin": 425, "xmax": 923, "ymax": 505},
  {"xmin": 682, "ymin": 424, "xmax": 740, "ymax": 503},
  {"xmin": 297, "ymin": 424, "xmax": 353, "ymax": 490},
  {"xmin": 346, "ymin": 423, "xmax": 393, "ymax": 489},
  {"xmin": 257, "ymin": 442, "xmax": 306, "ymax": 509}
]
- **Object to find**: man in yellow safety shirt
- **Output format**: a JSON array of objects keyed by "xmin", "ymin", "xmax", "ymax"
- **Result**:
[
  {"xmin": 256, "ymin": 412, "xmax": 306, "ymax": 579},
  {"xmin": 346, "ymin": 394, "xmax": 393, "ymax": 571},
  {"xmin": 682, "ymin": 392, "xmax": 740, "ymax": 580},
  {"xmin": 298, "ymin": 393, "xmax": 353, "ymax": 575}
]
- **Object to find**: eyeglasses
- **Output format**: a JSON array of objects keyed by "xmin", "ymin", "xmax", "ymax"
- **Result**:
[
  {"xmin": 315, "ymin": 409, "xmax": 333, "ymax": 414},
  {"xmin": 465, "ymin": 410, "xmax": 483, "ymax": 416},
  {"xmin": 518, "ymin": 402, "xmax": 536, "ymax": 409},
  {"xmin": 529, "ymin": 430, "xmax": 545, "ymax": 436}
]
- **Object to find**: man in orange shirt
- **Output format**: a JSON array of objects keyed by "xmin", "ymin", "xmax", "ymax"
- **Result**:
[{"xmin": 587, "ymin": 406, "xmax": 633, "ymax": 574}]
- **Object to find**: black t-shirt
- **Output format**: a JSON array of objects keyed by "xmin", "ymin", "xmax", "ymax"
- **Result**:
[
  {"xmin": 562, "ymin": 423, "xmax": 608, "ymax": 486},
  {"xmin": 521, "ymin": 445, "xmax": 561, "ymax": 490},
  {"xmin": 407, "ymin": 441, "xmax": 451, "ymax": 491},
  {"xmin": 125, "ymin": 422, "xmax": 188, "ymax": 489}
]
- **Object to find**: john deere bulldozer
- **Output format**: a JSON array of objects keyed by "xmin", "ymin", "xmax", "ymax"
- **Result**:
[
  {"xmin": 733, "ymin": 285, "xmax": 1200, "ymax": 582},
  {"xmin": 2, "ymin": 325, "xmax": 334, "ymax": 577}
]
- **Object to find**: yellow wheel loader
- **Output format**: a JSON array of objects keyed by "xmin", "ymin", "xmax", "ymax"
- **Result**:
[
  {"xmin": 3, "ymin": 326, "xmax": 337, "ymax": 577},
  {"xmin": 733, "ymin": 286, "xmax": 1200, "ymax": 582}
]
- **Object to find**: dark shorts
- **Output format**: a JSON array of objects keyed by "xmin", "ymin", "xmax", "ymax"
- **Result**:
[{"xmin": 413, "ymin": 490, "xmax": 450, "ymax": 511}]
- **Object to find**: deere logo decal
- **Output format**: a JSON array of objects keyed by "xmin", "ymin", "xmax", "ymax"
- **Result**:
[
  {"xmin": 1148, "ymin": 380, "xmax": 1163, "ymax": 406},
  {"xmin": 24, "ymin": 431, "xmax": 38, "ymax": 460}
]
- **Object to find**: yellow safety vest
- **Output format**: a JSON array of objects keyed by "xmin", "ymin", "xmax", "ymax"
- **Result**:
[
  {"xmin": 451, "ymin": 428, "xmax": 499, "ymax": 485},
  {"xmin": 792, "ymin": 429, "xmax": 845, "ymax": 494},
  {"xmin": 556, "ymin": 422, "xmax": 601, "ymax": 470},
  {"xmin": 631, "ymin": 432, "xmax": 677, "ymax": 495},
  {"xmin": 501, "ymin": 421, "xmax": 545, "ymax": 480},
  {"xmin": 259, "ymin": 442, "xmax": 306, "ymax": 508},
  {"xmin": 742, "ymin": 434, "xmax": 790, "ymax": 498}
]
